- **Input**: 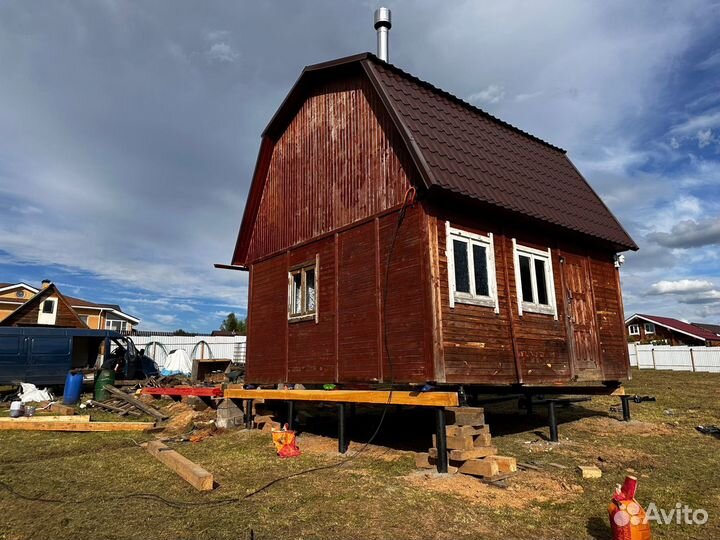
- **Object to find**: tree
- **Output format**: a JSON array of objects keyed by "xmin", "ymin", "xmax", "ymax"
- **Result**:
[
  {"xmin": 173, "ymin": 329, "xmax": 191, "ymax": 336},
  {"xmin": 220, "ymin": 312, "xmax": 247, "ymax": 334}
]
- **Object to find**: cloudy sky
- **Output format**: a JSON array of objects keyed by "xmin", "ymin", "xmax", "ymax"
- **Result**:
[{"xmin": 1, "ymin": 0, "xmax": 719, "ymax": 331}]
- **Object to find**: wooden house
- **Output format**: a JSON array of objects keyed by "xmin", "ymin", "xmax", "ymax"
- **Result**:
[
  {"xmin": 625, "ymin": 314, "xmax": 720, "ymax": 347},
  {"xmin": 226, "ymin": 53, "xmax": 637, "ymax": 389},
  {"xmin": 0, "ymin": 281, "xmax": 139, "ymax": 331}
]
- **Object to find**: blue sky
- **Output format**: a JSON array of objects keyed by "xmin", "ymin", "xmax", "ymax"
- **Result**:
[{"xmin": 1, "ymin": 1, "xmax": 720, "ymax": 331}]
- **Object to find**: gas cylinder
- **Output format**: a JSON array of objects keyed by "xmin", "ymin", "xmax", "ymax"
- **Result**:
[{"xmin": 608, "ymin": 476, "xmax": 652, "ymax": 540}]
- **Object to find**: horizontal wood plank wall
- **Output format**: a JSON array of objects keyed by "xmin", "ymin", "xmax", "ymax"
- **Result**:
[
  {"xmin": 508, "ymin": 235, "xmax": 572, "ymax": 383},
  {"xmin": 589, "ymin": 255, "xmax": 629, "ymax": 380},
  {"xmin": 245, "ymin": 73, "xmax": 414, "ymax": 263},
  {"xmin": 436, "ymin": 218, "xmax": 517, "ymax": 384},
  {"xmin": 246, "ymin": 205, "xmax": 430, "ymax": 385}
]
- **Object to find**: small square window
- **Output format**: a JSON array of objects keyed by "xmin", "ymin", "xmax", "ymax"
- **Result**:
[
  {"xmin": 447, "ymin": 225, "xmax": 498, "ymax": 311},
  {"xmin": 42, "ymin": 300, "xmax": 55, "ymax": 314},
  {"xmin": 288, "ymin": 259, "xmax": 318, "ymax": 321},
  {"xmin": 513, "ymin": 241, "xmax": 557, "ymax": 318},
  {"xmin": 628, "ymin": 324, "xmax": 640, "ymax": 336},
  {"xmin": 644, "ymin": 323, "xmax": 655, "ymax": 334}
]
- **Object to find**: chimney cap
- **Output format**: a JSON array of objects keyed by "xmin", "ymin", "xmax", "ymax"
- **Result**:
[
  {"xmin": 374, "ymin": 7, "xmax": 391, "ymax": 29},
  {"xmin": 41, "ymin": 279, "xmax": 51, "ymax": 289}
]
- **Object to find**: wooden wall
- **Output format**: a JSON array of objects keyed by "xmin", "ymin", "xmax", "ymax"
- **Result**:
[
  {"xmin": 246, "ymin": 206, "xmax": 431, "ymax": 384},
  {"xmin": 432, "ymin": 203, "xmax": 628, "ymax": 385},
  {"xmin": 245, "ymin": 72, "xmax": 414, "ymax": 263}
]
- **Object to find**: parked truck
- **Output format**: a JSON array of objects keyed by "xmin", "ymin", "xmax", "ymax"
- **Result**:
[{"xmin": 0, "ymin": 327, "xmax": 159, "ymax": 387}]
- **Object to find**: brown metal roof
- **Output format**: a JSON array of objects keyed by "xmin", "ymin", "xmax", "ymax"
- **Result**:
[
  {"xmin": 361, "ymin": 56, "xmax": 636, "ymax": 250},
  {"xmin": 233, "ymin": 53, "xmax": 636, "ymax": 264}
]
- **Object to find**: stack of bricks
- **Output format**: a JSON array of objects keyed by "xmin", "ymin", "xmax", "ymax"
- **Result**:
[{"xmin": 416, "ymin": 407, "xmax": 517, "ymax": 479}]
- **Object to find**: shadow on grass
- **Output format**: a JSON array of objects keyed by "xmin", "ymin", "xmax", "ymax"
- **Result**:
[
  {"xmin": 586, "ymin": 516, "xmax": 612, "ymax": 540},
  {"xmin": 261, "ymin": 399, "xmax": 613, "ymax": 452}
]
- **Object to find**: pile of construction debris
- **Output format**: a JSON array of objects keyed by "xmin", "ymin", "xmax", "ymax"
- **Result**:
[{"xmin": 416, "ymin": 407, "xmax": 517, "ymax": 481}]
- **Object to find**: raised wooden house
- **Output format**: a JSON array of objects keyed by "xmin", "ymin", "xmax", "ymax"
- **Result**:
[{"xmin": 226, "ymin": 53, "xmax": 637, "ymax": 389}]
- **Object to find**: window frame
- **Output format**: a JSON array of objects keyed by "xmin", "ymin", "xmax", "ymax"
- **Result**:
[
  {"xmin": 643, "ymin": 323, "xmax": 655, "ymax": 335},
  {"xmin": 628, "ymin": 324, "xmax": 640, "ymax": 336},
  {"xmin": 512, "ymin": 240, "xmax": 558, "ymax": 319},
  {"xmin": 105, "ymin": 319, "xmax": 128, "ymax": 332},
  {"xmin": 446, "ymin": 223, "xmax": 498, "ymax": 312},
  {"xmin": 287, "ymin": 256, "xmax": 319, "ymax": 323},
  {"xmin": 42, "ymin": 299, "xmax": 56, "ymax": 314}
]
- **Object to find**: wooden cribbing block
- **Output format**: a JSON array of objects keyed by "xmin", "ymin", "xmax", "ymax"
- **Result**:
[
  {"xmin": 261, "ymin": 421, "xmax": 281, "ymax": 433},
  {"xmin": 446, "ymin": 424, "xmax": 488, "ymax": 438},
  {"xmin": 432, "ymin": 434, "xmax": 474, "ymax": 450},
  {"xmin": 487, "ymin": 456, "xmax": 517, "ymax": 473},
  {"xmin": 458, "ymin": 458, "xmax": 500, "ymax": 478},
  {"xmin": 0, "ymin": 420, "xmax": 154, "ymax": 431},
  {"xmin": 444, "ymin": 407, "xmax": 485, "ymax": 426},
  {"xmin": 473, "ymin": 432, "xmax": 493, "ymax": 447},
  {"xmin": 7, "ymin": 415, "xmax": 89, "ymax": 423},
  {"xmin": 429, "ymin": 446, "xmax": 497, "ymax": 461},
  {"xmin": 254, "ymin": 414, "xmax": 275, "ymax": 426},
  {"xmin": 146, "ymin": 441, "xmax": 214, "ymax": 491},
  {"xmin": 415, "ymin": 452, "xmax": 434, "ymax": 469},
  {"xmin": 427, "ymin": 455, "xmax": 458, "ymax": 474},
  {"xmin": 50, "ymin": 403, "xmax": 76, "ymax": 415}
]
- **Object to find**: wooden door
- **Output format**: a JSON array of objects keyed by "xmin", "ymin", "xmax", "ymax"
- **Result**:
[{"xmin": 561, "ymin": 254, "xmax": 603, "ymax": 380}]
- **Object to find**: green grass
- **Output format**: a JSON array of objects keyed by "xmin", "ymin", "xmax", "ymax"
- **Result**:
[{"xmin": 1, "ymin": 369, "xmax": 719, "ymax": 540}]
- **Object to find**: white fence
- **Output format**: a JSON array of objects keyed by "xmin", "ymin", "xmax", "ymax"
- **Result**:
[
  {"xmin": 628, "ymin": 343, "xmax": 720, "ymax": 373},
  {"xmin": 129, "ymin": 335, "xmax": 247, "ymax": 366}
]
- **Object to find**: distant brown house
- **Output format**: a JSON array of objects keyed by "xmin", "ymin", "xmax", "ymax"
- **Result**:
[
  {"xmin": 625, "ymin": 314, "xmax": 720, "ymax": 347},
  {"xmin": 226, "ymin": 53, "xmax": 637, "ymax": 388},
  {"xmin": 0, "ymin": 281, "xmax": 139, "ymax": 330}
]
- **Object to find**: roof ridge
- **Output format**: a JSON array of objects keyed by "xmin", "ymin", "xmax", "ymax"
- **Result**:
[{"xmin": 362, "ymin": 52, "xmax": 567, "ymax": 154}]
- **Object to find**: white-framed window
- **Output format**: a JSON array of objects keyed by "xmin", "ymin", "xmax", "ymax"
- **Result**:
[
  {"xmin": 513, "ymin": 240, "xmax": 557, "ymax": 319},
  {"xmin": 78, "ymin": 315, "xmax": 90, "ymax": 326},
  {"xmin": 628, "ymin": 324, "xmax": 640, "ymax": 336},
  {"xmin": 644, "ymin": 323, "xmax": 655, "ymax": 334},
  {"xmin": 446, "ymin": 223, "xmax": 498, "ymax": 312},
  {"xmin": 105, "ymin": 319, "xmax": 128, "ymax": 332},
  {"xmin": 42, "ymin": 299, "xmax": 56, "ymax": 314},
  {"xmin": 288, "ymin": 257, "xmax": 318, "ymax": 322}
]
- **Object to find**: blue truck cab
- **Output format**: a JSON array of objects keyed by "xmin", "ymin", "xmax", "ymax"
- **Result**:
[{"xmin": 0, "ymin": 327, "xmax": 159, "ymax": 386}]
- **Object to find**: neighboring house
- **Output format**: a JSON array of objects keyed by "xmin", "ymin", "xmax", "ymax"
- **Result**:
[
  {"xmin": 0, "ymin": 281, "xmax": 139, "ymax": 331},
  {"xmin": 223, "ymin": 52, "xmax": 636, "ymax": 388},
  {"xmin": 625, "ymin": 314, "xmax": 720, "ymax": 347},
  {"xmin": 691, "ymin": 322, "xmax": 720, "ymax": 338}
]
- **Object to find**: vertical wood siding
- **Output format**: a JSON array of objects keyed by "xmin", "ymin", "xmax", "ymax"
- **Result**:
[
  {"xmin": 245, "ymin": 206, "xmax": 431, "ymax": 385},
  {"xmin": 245, "ymin": 74, "xmax": 413, "ymax": 263}
]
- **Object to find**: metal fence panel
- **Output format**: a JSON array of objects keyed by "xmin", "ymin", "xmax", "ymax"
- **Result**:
[
  {"xmin": 129, "ymin": 335, "xmax": 246, "ymax": 369},
  {"xmin": 627, "ymin": 343, "xmax": 720, "ymax": 372}
]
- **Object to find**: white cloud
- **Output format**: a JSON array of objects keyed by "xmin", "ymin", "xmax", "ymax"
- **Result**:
[
  {"xmin": 647, "ymin": 217, "xmax": 720, "ymax": 248},
  {"xmin": 670, "ymin": 110, "xmax": 720, "ymax": 136},
  {"xmin": 697, "ymin": 128, "xmax": 714, "ymax": 148},
  {"xmin": 207, "ymin": 42, "xmax": 238, "ymax": 63},
  {"xmin": 650, "ymin": 279, "xmax": 715, "ymax": 294},
  {"xmin": 468, "ymin": 84, "xmax": 505, "ymax": 104}
]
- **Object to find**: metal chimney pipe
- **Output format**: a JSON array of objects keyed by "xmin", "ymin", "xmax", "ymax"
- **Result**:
[{"xmin": 374, "ymin": 7, "xmax": 392, "ymax": 62}]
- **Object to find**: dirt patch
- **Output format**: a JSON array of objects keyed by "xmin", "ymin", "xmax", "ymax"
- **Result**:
[
  {"xmin": 405, "ymin": 470, "xmax": 583, "ymax": 509},
  {"xmin": 297, "ymin": 433, "xmax": 409, "ymax": 461},
  {"xmin": 572, "ymin": 417, "xmax": 674, "ymax": 437},
  {"xmin": 157, "ymin": 401, "xmax": 216, "ymax": 437}
]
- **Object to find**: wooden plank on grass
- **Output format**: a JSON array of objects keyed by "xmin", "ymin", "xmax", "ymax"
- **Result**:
[
  {"xmin": 223, "ymin": 386, "xmax": 459, "ymax": 407},
  {"xmin": 6, "ymin": 415, "xmax": 89, "ymax": 423},
  {"xmin": 0, "ymin": 420, "xmax": 154, "ymax": 431},
  {"xmin": 146, "ymin": 440, "xmax": 213, "ymax": 491}
]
